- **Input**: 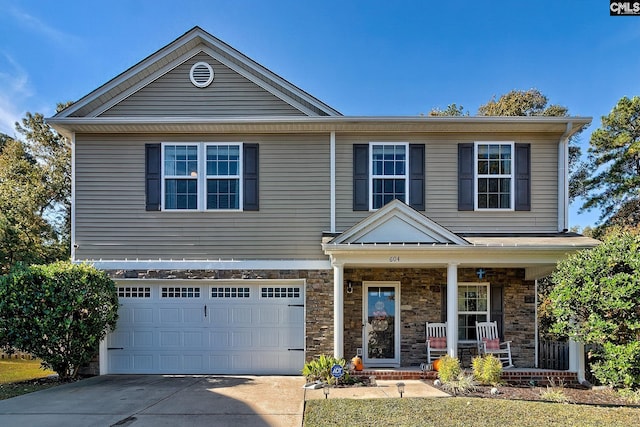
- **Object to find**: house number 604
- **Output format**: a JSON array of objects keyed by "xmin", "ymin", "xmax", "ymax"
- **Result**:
[{"xmin": 389, "ymin": 256, "xmax": 400, "ymax": 263}]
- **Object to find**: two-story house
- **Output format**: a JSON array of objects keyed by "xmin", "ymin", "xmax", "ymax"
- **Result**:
[{"xmin": 48, "ymin": 27, "xmax": 598, "ymax": 376}]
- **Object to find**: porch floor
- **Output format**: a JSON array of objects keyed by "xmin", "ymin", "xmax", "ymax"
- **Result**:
[{"xmin": 350, "ymin": 367, "xmax": 579, "ymax": 386}]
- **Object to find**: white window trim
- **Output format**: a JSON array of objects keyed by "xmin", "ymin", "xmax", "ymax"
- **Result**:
[
  {"xmin": 161, "ymin": 142, "xmax": 243, "ymax": 212},
  {"xmin": 368, "ymin": 142, "xmax": 410, "ymax": 211},
  {"xmin": 474, "ymin": 141, "xmax": 515, "ymax": 211},
  {"xmin": 458, "ymin": 282, "xmax": 490, "ymax": 343}
]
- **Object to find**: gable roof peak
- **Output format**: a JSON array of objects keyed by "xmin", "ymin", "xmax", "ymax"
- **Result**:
[
  {"xmin": 55, "ymin": 26, "xmax": 341, "ymax": 119},
  {"xmin": 330, "ymin": 200, "xmax": 469, "ymax": 246}
]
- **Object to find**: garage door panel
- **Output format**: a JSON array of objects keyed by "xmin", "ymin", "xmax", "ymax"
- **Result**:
[
  {"xmin": 209, "ymin": 307, "xmax": 229, "ymax": 324},
  {"xmin": 109, "ymin": 282, "xmax": 304, "ymax": 374},
  {"xmin": 160, "ymin": 330, "xmax": 182, "ymax": 347},
  {"xmin": 258, "ymin": 307, "xmax": 280, "ymax": 324},
  {"xmin": 132, "ymin": 330, "xmax": 154, "ymax": 348},
  {"xmin": 231, "ymin": 307, "xmax": 252, "ymax": 324}
]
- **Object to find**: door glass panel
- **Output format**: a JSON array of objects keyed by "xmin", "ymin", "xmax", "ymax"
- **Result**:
[{"xmin": 366, "ymin": 287, "xmax": 396, "ymax": 360}]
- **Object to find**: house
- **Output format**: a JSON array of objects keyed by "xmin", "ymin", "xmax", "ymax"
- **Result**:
[{"xmin": 48, "ymin": 27, "xmax": 598, "ymax": 376}]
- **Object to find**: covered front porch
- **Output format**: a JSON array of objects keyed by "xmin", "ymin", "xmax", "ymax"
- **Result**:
[{"xmin": 321, "ymin": 201, "xmax": 599, "ymax": 376}]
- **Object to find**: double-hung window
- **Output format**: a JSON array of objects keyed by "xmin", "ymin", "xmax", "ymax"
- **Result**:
[
  {"xmin": 164, "ymin": 144, "xmax": 199, "ymax": 210},
  {"xmin": 370, "ymin": 143, "xmax": 408, "ymax": 210},
  {"xmin": 457, "ymin": 283, "xmax": 490, "ymax": 341},
  {"xmin": 162, "ymin": 142, "xmax": 242, "ymax": 211},
  {"xmin": 475, "ymin": 142, "xmax": 513, "ymax": 210},
  {"xmin": 206, "ymin": 144, "xmax": 240, "ymax": 210}
]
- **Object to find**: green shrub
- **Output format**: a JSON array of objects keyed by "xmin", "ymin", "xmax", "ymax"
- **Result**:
[
  {"xmin": 0, "ymin": 262, "xmax": 119, "ymax": 380},
  {"xmin": 441, "ymin": 372, "xmax": 477, "ymax": 396},
  {"xmin": 302, "ymin": 354, "xmax": 350, "ymax": 385},
  {"xmin": 472, "ymin": 354, "xmax": 503, "ymax": 385},
  {"xmin": 590, "ymin": 341, "xmax": 640, "ymax": 389},
  {"xmin": 437, "ymin": 355, "xmax": 461, "ymax": 383}
]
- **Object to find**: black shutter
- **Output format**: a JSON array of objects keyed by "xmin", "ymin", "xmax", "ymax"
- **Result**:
[
  {"xmin": 243, "ymin": 143, "xmax": 259, "ymax": 211},
  {"xmin": 409, "ymin": 144, "xmax": 425, "ymax": 210},
  {"xmin": 353, "ymin": 144, "xmax": 369, "ymax": 211},
  {"xmin": 490, "ymin": 284, "xmax": 504, "ymax": 340},
  {"xmin": 514, "ymin": 143, "xmax": 531, "ymax": 211},
  {"xmin": 145, "ymin": 143, "xmax": 161, "ymax": 211},
  {"xmin": 458, "ymin": 143, "xmax": 474, "ymax": 211}
]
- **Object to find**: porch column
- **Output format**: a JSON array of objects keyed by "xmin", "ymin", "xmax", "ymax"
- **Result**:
[
  {"xmin": 447, "ymin": 262, "xmax": 458, "ymax": 358},
  {"xmin": 332, "ymin": 260, "xmax": 344, "ymax": 359},
  {"xmin": 569, "ymin": 339, "xmax": 586, "ymax": 384}
]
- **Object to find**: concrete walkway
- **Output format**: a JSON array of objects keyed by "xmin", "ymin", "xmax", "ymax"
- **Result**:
[{"xmin": 304, "ymin": 379, "xmax": 449, "ymax": 400}]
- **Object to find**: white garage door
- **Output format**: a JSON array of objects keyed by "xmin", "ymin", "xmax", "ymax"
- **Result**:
[{"xmin": 106, "ymin": 282, "xmax": 305, "ymax": 375}]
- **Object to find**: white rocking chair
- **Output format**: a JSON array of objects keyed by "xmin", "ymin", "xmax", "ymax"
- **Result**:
[
  {"xmin": 425, "ymin": 322, "xmax": 448, "ymax": 364},
  {"xmin": 475, "ymin": 321, "xmax": 514, "ymax": 368}
]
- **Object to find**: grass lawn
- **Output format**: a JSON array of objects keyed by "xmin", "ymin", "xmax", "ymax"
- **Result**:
[
  {"xmin": 0, "ymin": 358, "xmax": 57, "ymax": 400},
  {"xmin": 304, "ymin": 397, "xmax": 640, "ymax": 427}
]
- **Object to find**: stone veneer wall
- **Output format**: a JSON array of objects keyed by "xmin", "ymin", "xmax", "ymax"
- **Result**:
[
  {"xmin": 105, "ymin": 269, "xmax": 335, "ymax": 362},
  {"xmin": 342, "ymin": 268, "xmax": 536, "ymax": 368}
]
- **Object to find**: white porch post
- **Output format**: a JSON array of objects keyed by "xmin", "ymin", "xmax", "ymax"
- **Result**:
[
  {"xmin": 569, "ymin": 338, "xmax": 586, "ymax": 384},
  {"xmin": 447, "ymin": 263, "xmax": 458, "ymax": 358},
  {"xmin": 332, "ymin": 260, "xmax": 344, "ymax": 359}
]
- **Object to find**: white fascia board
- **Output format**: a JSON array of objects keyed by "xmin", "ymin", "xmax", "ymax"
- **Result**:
[
  {"xmin": 322, "ymin": 243, "xmax": 593, "ymax": 266},
  {"xmin": 76, "ymin": 259, "xmax": 331, "ymax": 271}
]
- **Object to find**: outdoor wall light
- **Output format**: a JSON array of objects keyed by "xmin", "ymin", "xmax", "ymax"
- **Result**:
[
  {"xmin": 346, "ymin": 281, "xmax": 353, "ymax": 294},
  {"xmin": 323, "ymin": 385, "xmax": 330, "ymax": 399},
  {"xmin": 396, "ymin": 382, "xmax": 405, "ymax": 398}
]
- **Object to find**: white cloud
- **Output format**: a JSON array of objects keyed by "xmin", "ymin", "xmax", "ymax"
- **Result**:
[
  {"xmin": 9, "ymin": 7, "xmax": 82, "ymax": 48},
  {"xmin": 0, "ymin": 54, "xmax": 31, "ymax": 137}
]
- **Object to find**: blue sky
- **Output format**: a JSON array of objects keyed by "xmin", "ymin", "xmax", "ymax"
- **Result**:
[{"xmin": 1, "ymin": 0, "xmax": 639, "ymax": 228}]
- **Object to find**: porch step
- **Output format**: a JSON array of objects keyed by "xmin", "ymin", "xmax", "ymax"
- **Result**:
[{"xmin": 350, "ymin": 368, "xmax": 579, "ymax": 386}]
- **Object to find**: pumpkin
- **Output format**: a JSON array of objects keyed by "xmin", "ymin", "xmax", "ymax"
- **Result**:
[
  {"xmin": 433, "ymin": 357, "xmax": 443, "ymax": 372},
  {"xmin": 351, "ymin": 356, "xmax": 364, "ymax": 371}
]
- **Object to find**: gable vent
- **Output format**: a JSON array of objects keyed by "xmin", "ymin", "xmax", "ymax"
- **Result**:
[{"xmin": 189, "ymin": 61, "xmax": 214, "ymax": 88}]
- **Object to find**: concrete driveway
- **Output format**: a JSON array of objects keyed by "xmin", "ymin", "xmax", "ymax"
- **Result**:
[{"xmin": 0, "ymin": 375, "xmax": 305, "ymax": 427}]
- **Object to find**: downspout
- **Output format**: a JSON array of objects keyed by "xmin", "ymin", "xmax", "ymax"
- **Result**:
[
  {"xmin": 70, "ymin": 132, "xmax": 76, "ymax": 262},
  {"xmin": 534, "ymin": 279, "xmax": 539, "ymax": 368},
  {"xmin": 330, "ymin": 131, "xmax": 336, "ymax": 233},
  {"xmin": 558, "ymin": 122, "xmax": 572, "ymax": 232}
]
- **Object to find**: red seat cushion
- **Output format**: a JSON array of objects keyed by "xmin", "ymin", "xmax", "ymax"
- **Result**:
[
  {"xmin": 483, "ymin": 337, "xmax": 500, "ymax": 350},
  {"xmin": 429, "ymin": 336, "xmax": 447, "ymax": 349}
]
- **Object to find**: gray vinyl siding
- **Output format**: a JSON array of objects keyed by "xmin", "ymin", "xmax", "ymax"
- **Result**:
[
  {"xmin": 101, "ymin": 53, "xmax": 305, "ymax": 117},
  {"xmin": 74, "ymin": 134, "xmax": 330, "ymax": 261},
  {"xmin": 335, "ymin": 133, "xmax": 559, "ymax": 234}
]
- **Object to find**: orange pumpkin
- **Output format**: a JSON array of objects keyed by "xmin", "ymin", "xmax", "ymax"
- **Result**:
[
  {"xmin": 351, "ymin": 356, "xmax": 364, "ymax": 371},
  {"xmin": 433, "ymin": 357, "xmax": 443, "ymax": 372}
]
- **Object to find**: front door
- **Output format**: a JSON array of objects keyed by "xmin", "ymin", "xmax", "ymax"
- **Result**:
[{"xmin": 363, "ymin": 282, "xmax": 400, "ymax": 367}]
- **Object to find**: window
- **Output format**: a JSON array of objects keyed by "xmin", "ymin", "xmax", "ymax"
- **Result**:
[
  {"xmin": 211, "ymin": 287, "xmax": 250, "ymax": 298},
  {"xmin": 370, "ymin": 143, "xmax": 408, "ymax": 209},
  {"xmin": 457, "ymin": 283, "xmax": 489, "ymax": 341},
  {"xmin": 162, "ymin": 143, "xmax": 242, "ymax": 211},
  {"xmin": 161, "ymin": 287, "xmax": 201, "ymax": 298},
  {"xmin": 475, "ymin": 143, "xmax": 513, "ymax": 210},
  {"xmin": 206, "ymin": 145, "xmax": 240, "ymax": 209},
  {"xmin": 117, "ymin": 287, "xmax": 151, "ymax": 298},
  {"xmin": 261, "ymin": 287, "xmax": 301, "ymax": 298},
  {"xmin": 164, "ymin": 144, "xmax": 199, "ymax": 210}
]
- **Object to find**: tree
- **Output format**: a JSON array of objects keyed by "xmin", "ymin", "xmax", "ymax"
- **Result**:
[
  {"xmin": 549, "ymin": 231, "xmax": 640, "ymax": 388},
  {"xmin": 0, "ymin": 103, "xmax": 72, "ymax": 272},
  {"xmin": 428, "ymin": 103, "xmax": 468, "ymax": 117},
  {"xmin": 0, "ymin": 262, "xmax": 119, "ymax": 380},
  {"xmin": 477, "ymin": 89, "xmax": 569, "ymax": 117},
  {"xmin": 580, "ymin": 96, "xmax": 640, "ymax": 226}
]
